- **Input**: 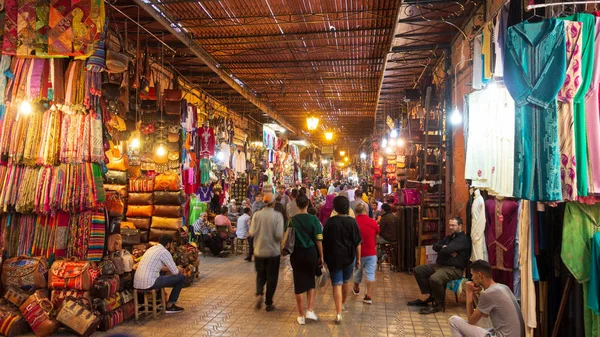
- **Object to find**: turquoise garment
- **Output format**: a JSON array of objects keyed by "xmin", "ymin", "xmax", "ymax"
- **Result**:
[
  {"xmin": 589, "ymin": 232, "xmax": 600, "ymax": 315},
  {"xmin": 504, "ymin": 19, "xmax": 566, "ymax": 201},
  {"xmin": 558, "ymin": 14, "xmax": 595, "ymax": 197}
]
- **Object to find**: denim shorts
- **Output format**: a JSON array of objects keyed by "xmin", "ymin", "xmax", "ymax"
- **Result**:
[
  {"xmin": 329, "ymin": 260, "xmax": 355, "ymax": 286},
  {"xmin": 353, "ymin": 255, "xmax": 377, "ymax": 283}
]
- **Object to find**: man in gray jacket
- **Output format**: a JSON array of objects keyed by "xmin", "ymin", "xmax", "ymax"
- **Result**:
[{"xmin": 249, "ymin": 192, "xmax": 284, "ymax": 312}]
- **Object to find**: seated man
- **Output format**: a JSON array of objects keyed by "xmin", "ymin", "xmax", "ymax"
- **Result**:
[
  {"xmin": 408, "ymin": 217, "xmax": 471, "ymax": 314},
  {"xmin": 236, "ymin": 207, "xmax": 254, "ymax": 261},
  {"xmin": 377, "ymin": 203, "xmax": 398, "ymax": 244},
  {"xmin": 133, "ymin": 234, "xmax": 185, "ymax": 314},
  {"xmin": 448, "ymin": 260, "xmax": 525, "ymax": 337}
]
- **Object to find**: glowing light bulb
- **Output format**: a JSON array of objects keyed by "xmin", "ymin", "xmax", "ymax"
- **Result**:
[
  {"xmin": 344, "ymin": 157, "xmax": 349, "ymax": 162},
  {"xmin": 389, "ymin": 139, "xmax": 396, "ymax": 147},
  {"xmin": 385, "ymin": 147, "xmax": 393, "ymax": 154},
  {"xmin": 325, "ymin": 132, "xmax": 333, "ymax": 140},
  {"xmin": 19, "ymin": 101, "xmax": 32, "ymax": 115},
  {"xmin": 130, "ymin": 138, "xmax": 140, "ymax": 149},
  {"xmin": 450, "ymin": 108, "xmax": 462, "ymax": 125},
  {"xmin": 382, "ymin": 138, "xmax": 387, "ymax": 148},
  {"xmin": 322, "ymin": 159, "xmax": 328, "ymax": 164},
  {"xmin": 340, "ymin": 150, "xmax": 345, "ymax": 156},
  {"xmin": 397, "ymin": 138, "xmax": 405, "ymax": 147},
  {"xmin": 390, "ymin": 129, "xmax": 398, "ymax": 138},
  {"xmin": 156, "ymin": 144, "xmax": 166, "ymax": 157},
  {"xmin": 216, "ymin": 151, "xmax": 224, "ymax": 161},
  {"xmin": 360, "ymin": 153, "xmax": 366, "ymax": 160}
]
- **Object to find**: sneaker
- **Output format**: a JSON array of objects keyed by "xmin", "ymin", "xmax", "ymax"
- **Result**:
[
  {"xmin": 297, "ymin": 316, "xmax": 305, "ymax": 325},
  {"xmin": 335, "ymin": 314, "xmax": 343, "ymax": 324},
  {"xmin": 165, "ymin": 305, "xmax": 184, "ymax": 314},
  {"xmin": 305, "ymin": 310, "xmax": 318, "ymax": 321},
  {"xmin": 352, "ymin": 286, "xmax": 360, "ymax": 295},
  {"xmin": 363, "ymin": 295, "xmax": 373, "ymax": 304},
  {"xmin": 265, "ymin": 304, "xmax": 275, "ymax": 312},
  {"xmin": 255, "ymin": 294, "xmax": 263, "ymax": 310}
]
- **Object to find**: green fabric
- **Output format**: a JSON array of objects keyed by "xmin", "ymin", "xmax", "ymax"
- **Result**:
[
  {"xmin": 561, "ymin": 202, "xmax": 600, "ymax": 337},
  {"xmin": 558, "ymin": 13, "xmax": 595, "ymax": 196},
  {"xmin": 290, "ymin": 214, "xmax": 322, "ymax": 249},
  {"xmin": 188, "ymin": 195, "xmax": 207, "ymax": 226}
]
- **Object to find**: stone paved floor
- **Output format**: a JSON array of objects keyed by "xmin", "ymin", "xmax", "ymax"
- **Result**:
[{"xmin": 98, "ymin": 255, "xmax": 469, "ymax": 337}]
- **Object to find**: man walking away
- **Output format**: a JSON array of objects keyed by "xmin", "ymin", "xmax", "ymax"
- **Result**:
[
  {"xmin": 249, "ymin": 192, "xmax": 284, "ymax": 312},
  {"xmin": 408, "ymin": 217, "xmax": 471, "ymax": 314},
  {"xmin": 352, "ymin": 203, "xmax": 379, "ymax": 304},
  {"xmin": 350, "ymin": 189, "xmax": 368, "ymax": 215},
  {"xmin": 448, "ymin": 260, "xmax": 525, "ymax": 337},
  {"xmin": 287, "ymin": 189, "xmax": 300, "ymax": 218}
]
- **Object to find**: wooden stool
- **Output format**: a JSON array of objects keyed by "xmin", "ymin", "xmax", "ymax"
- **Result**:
[
  {"xmin": 134, "ymin": 288, "xmax": 167, "ymax": 320},
  {"xmin": 235, "ymin": 238, "xmax": 248, "ymax": 255}
]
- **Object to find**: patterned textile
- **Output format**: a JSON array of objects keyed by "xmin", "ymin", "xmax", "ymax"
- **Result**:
[
  {"xmin": 2, "ymin": 0, "xmax": 17, "ymax": 55},
  {"xmin": 35, "ymin": 0, "xmax": 50, "ymax": 56},
  {"xmin": 16, "ymin": 0, "xmax": 37, "ymax": 56},
  {"xmin": 48, "ymin": 0, "xmax": 105, "ymax": 57},
  {"xmin": 557, "ymin": 21, "xmax": 583, "ymax": 201},
  {"xmin": 87, "ymin": 210, "xmax": 105, "ymax": 261}
]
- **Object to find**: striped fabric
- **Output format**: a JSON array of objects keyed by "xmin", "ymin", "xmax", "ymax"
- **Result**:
[{"xmin": 88, "ymin": 210, "xmax": 106, "ymax": 261}]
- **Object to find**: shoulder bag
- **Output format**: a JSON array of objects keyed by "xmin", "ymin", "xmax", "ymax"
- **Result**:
[
  {"xmin": 90, "ymin": 275, "xmax": 120, "ymax": 299},
  {"xmin": 2, "ymin": 256, "xmax": 48, "ymax": 290},
  {"xmin": 50, "ymin": 290, "xmax": 92, "ymax": 309},
  {"xmin": 48, "ymin": 259, "xmax": 100, "ymax": 291},
  {"xmin": 57, "ymin": 297, "xmax": 99, "ymax": 337},
  {"xmin": 121, "ymin": 228, "xmax": 141, "ymax": 246},
  {"xmin": 0, "ymin": 300, "xmax": 30, "ymax": 337},
  {"xmin": 19, "ymin": 291, "xmax": 59, "ymax": 337},
  {"xmin": 3, "ymin": 287, "xmax": 29, "ymax": 307}
]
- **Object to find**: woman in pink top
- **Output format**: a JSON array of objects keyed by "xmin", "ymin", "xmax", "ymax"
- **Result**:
[{"xmin": 214, "ymin": 206, "xmax": 235, "ymax": 240}]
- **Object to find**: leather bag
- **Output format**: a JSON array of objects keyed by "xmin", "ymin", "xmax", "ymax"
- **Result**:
[
  {"xmin": 106, "ymin": 192, "xmax": 125, "ymax": 217},
  {"xmin": 153, "ymin": 191, "xmax": 184, "ymax": 205},
  {"xmin": 103, "ymin": 184, "xmax": 128, "ymax": 198},
  {"xmin": 97, "ymin": 302, "xmax": 134, "ymax": 331},
  {"xmin": 154, "ymin": 172, "xmax": 180, "ymax": 191},
  {"xmin": 0, "ymin": 301, "xmax": 30, "ymax": 337},
  {"xmin": 118, "ymin": 273, "xmax": 132, "ymax": 292},
  {"xmin": 106, "ymin": 153, "xmax": 129, "ymax": 172},
  {"xmin": 164, "ymin": 100, "xmax": 180, "ymax": 115},
  {"xmin": 149, "ymin": 228, "xmax": 178, "ymax": 242},
  {"xmin": 107, "ymin": 234, "xmax": 123, "ymax": 253},
  {"xmin": 126, "ymin": 205, "xmax": 153, "ymax": 218},
  {"xmin": 48, "ymin": 259, "xmax": 100, "ymax": 291},
  {"xmin": 121, "ymin": 228, "xmax": 141, "ymax": 246},
  {"xmin": 121, "ymin": 251, "xmax": 133, "ymax": 272},
  {"xmin": 128, "ymin": 192, "xmax": 153, "ymax": 205},
  {"xmin": 119, "ymin": 290, "xmax": 134, "ymax": 305},
  {"xmin": 3, "ymin": 287, "xmax": 29, "ymax": 307},
  {"xmin": 112, "ymin": 252, "xmax": 126, "ymax": 275},
  {"xmin": 140, "ymin": 230, "xmax": 149, "ymax": 243},
  {"xmin": 50, "ymin": 290, "xmax": 92, "ymax": 308},
  {"xmin": 129, "ymin": 177, "xmax": 154, "ymax": 192},
  {"xmin": 99, "ymin": 257, "xmax": 116, "ymax": 277},
  {"xmin": 152, "ymin": 205, "xmax": 182, "ymax": 217},
  {"xmin": 125, "ymin": 217, "xmax": 151, "ymax": 231},
  {"xmin": 90, "ymin": 276, "xmax": 120, "ymax": 299},
  {"xmin": 57, "ymin": 297, "xmax": 99, "ymax": 337},
  {"xmin": 105, "ymin": 171, "xmax": 128, "ymax": 185},
  {"xmin": 93, "ymin": 293, "xmax": 121, "ymax": 314},
  {"xmin": 163, "ymin": 89, "xmax": 182, "ymax": 101},
  {"xmin": 19, "ymin": 291, "xmax": 59, "ymax": 337},
  {"xmin": 120, "ymin": 221, "xmax": 136, "ymax": 229},
  {"xmin": 280, "ymin": 224, "xmax": 295, "ymax": 257},
  {"xmin": 108, "ymin": 218, "xmax": 121, "ymax": 235},
  {"xmin": 2, "ymin": 256, "xmax": 48, "ymax": 290},
  {"xmin": 151, "ymin": 216, "xmax": 182, "ymax": 231}
]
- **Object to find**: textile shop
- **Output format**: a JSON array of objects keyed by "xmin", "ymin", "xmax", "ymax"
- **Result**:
[
  {"xmin": 0, "ymin": 0, "xmax": 303, "ymax": 335},
  {"xmin": 462, "ymin": 4, "xmax": 600, "ymax": 337}
]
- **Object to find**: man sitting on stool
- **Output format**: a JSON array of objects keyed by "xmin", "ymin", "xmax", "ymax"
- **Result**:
[
  {"xmin": 448, "ymin": 260, "xmax": 524, "ymax": 337},
  {"xmin": 408, "ymin": 217, "xmax": 471, "ymax": 314},
  {"xmin": 134, "ymin": 234, "xmax": 185, "ymax": 314}
]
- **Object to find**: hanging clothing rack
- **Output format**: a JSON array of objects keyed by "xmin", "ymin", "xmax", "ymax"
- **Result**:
[{"xmin": 527, "ymin": 0, "xmax": 600, "ymax": 10}]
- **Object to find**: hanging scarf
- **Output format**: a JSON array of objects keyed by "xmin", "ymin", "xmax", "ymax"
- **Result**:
[{"xmin": 2, "ymin": 0, "xmax": 18, "ymax": 55}]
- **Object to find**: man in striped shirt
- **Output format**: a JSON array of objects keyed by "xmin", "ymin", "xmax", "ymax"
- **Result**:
[{"xmin": 134, "ymin": 235, "xmax": 185, "ymax": 314}]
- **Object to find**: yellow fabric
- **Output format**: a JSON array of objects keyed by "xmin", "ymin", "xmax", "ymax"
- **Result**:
[
  {"xmin": 361, "ymin": 193, "xmax": 369, "ymax": 203},
  {"xmin": 482, "ymin": 21, "xmax": 493, "ymax": 81}
]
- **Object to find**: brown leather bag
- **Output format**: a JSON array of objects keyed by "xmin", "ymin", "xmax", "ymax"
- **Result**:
[
  {"xmin": 164, "ymin": 100, "xmax": 181, "ymax": 115},
  {"xmin": 128, "ymin": 192, "xmax": 153, "ymax": 205},
  {"xmin": 154, "ymin": 172, "xmax": 180, "ymax": 191},
  {"xmin": 106, "ymin": 152, "xmax": 130, "ymax": 172},
  {"xmin": 3, "ymin": 287, "xmax": 29, "ymax": 307},
  {"xmin": 2, "ymin": 256, "xmax": 48, "ymax": 290},
  {"xmin": 163, "ymin": 89, "xmax": 182, "ymax": 101},
  {"xmin": 103, "ymin": 184, "xmax": 128, "ymax": 198},
  {"xmin": 19, "ymin": 291, "xmax": 59, "ymax": 337},
  {"xmin": 152, "ymin": 205, "xmax": 182, "ymax": 217},
  {"xmin": 126, "ymin": 205, "xmax": 153, "ymax": 218},
  {"xmin": 56, "ymin": 297, "xmax": 99, "ymax": 337},
  {"xmin": 153, "ymin": 191, "xmax": 184, "ymax": 205},
  {"xmin": 126, "ymin": 217, "xmax": 151, "ymax": 231},
  {"xmin": 107, "ymin": 234, "xmax": 123, "ymax": 253},
  {"xmin": 151, "ymin": 216, "xmax": 182, "ymax": 231},
  {"xmin": 149, "ymin": 228, "xmax": 178, "ymax": 242},
  {"xmin": 0, "ymin": 300, "xmax": 30, "ymax": 337}
]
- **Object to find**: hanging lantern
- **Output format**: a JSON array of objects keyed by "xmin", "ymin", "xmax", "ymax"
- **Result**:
[{"xmin": 306, "ymin": 116, "xmax": 319, "ymax": 130}]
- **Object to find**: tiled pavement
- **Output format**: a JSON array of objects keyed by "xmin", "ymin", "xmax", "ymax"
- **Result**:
[{"xmin": 96, "ymin": 255, "xmax": 473, "ymax": 337}]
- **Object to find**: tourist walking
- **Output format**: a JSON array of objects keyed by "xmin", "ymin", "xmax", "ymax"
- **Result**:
[
  {"xmin": 289, "ymin": 194, "xmax": 324, "ymax": 325},
  {"xmin": 352, "ymin": 203, "xmax": 379, "ymax": 304},
  {"xmin": 322, "ymin": 196, "xmax": 362, "ymax": 324},
  {"xmin": 249, "ymin": 193, "xmax": 285, "ymax": 312}
]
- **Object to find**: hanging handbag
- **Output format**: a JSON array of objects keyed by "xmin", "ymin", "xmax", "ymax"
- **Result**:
[
  {"xmin": 90, "ymin": 275, "xmax": 120, "ymax": 299},
  {"xmin": 153, "ymin": 191, "xmax": 184, "ymax": 205},
  {"xmin": 152, "ymin": 205, "xmax": 182, "ymax": 217},
  {"xmin": 3, "ymin": 287, "xmax": 29, "ymax": 307},
  {"xmin": 19, "ymin": 291, "xmax": 59, "ymax": 337},
  {"xmin": 106, "ymin": 30, "xmax": 129, "ymax": 74},
  {"xmin": 103, "ymin": 184, "xmax": 128, "ymax": 198},
  {"xmin": 50, "ymin": 290, "xmax": 92, "ymax": 309},
  {"xmin": 154, "ymin": 172, "xmax": 180, "ymax": 191},
  {"xmin": 128, "ymin": 192, "xmax": 153, "ymax": 205},
  {"xmin": 126, "ymin": 205, "xmax": 153, "ymax": 218},
  {"xmin": 129, "ymin": 176, "xmax": 155, "ymax": 192},
  {"xmin": 2, "ymin": 256, "xmax": 48, "ymax": 291},
  {"xmin": 0, "ymin": 301, "xmax": 30, "ymax": 337},
  {"xmin": 105, "ymin": 170, "xmax": 128, "ymax": 185},
  {"xmin": 280, "ymin": 218, "xmax": 295, "ymax": 257},
  {"xmin": 400, "ymin": 189, "xmax": 421, "ymax": 206},
  {"xmin": 106, "ymin": 192, "xmax": 125, "ymax": 217},
  {"xmin": 121, "ymin": 228, "xmax": 141, "ymax": 246},
  {"xmin": 126, "ymin": 217, "xmax": 151, "ymax": 231},
  {"xmin": 48, "ymin": 259, "xmax": 100, "ymax": 291},
  {"xmin": 163, "ymin": 89, "xmax": 182, "ymax": 101},
  {"xmin": 150, "ymin": 217, "xmax": 182, "ymax": 231},
  {"xmin": 164, "ymin": 100, "xmax": 180, "ymax": 115},
  {"xmin": 56, "ymin": 297, "xmax": 99, "ymax": 337},
  {"xmin": 107, "ymin": 234, "xmax": 123, "ymax": 253},
  {"xmin": 106, "ymin": 152, "xmax": 130, "ymax": 172}
]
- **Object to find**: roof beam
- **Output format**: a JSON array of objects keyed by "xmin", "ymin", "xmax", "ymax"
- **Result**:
[
  {"xmin": 395, "ymin": 30, "xmax": 456, "ymax": 38},
  {"xmin": 398, "ymin": 16, "xmax": 465, "ymax": 24},
  {"xmin": 219, "ymin": 57, "xmax": 383, "ymax": 65},
  {"xmin": 391, "ymin": 43, "xmax": 450, "ymax": 52},
  {"xmin": 194, "ymin": 27, "xmax": 387, "ymax": 41},
  {"xmin": 131, "ymin": 0, "xmax": 297, "ymax": 134}
]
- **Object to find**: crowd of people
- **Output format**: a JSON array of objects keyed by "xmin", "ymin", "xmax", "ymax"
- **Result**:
[{"xmin": 135, "ymin": 179, "xmax": 524, "ymax": 336}]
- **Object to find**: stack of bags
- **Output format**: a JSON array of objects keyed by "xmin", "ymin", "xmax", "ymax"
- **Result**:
[
  {"xmin": 151, "ymin": 172, "xmax": 184, "ymax": 242},
  {"xmin": 127, "ymin": 176, "xmax": 155, "ymax": 243}
]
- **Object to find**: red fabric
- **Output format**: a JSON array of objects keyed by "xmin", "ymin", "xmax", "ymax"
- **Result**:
[
  {"xmin": 356, "ymin": 215, "xmax": 379, "ymax": 257},
  {"xmin": 198, "ymin": 126, "xmax": 215, "ymax": 158}
]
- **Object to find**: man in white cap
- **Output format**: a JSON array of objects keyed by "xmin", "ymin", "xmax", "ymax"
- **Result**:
[{"xmin": 249, "ymin": 192, "xmax": 284, "ymax": 312}]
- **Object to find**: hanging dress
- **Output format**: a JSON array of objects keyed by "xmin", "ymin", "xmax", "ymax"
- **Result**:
[
  {"xmin": 556, "ymin": 21, "xmax": 583, "ymax": 201},
  {"xmin": 585, "ymin": 15, "xmax": 600, "ymax": 194},
  {"xmin": 558, "ymin": 13, "xmax": 596, "ymax": 197},
  {"xmin": 504, "ymin": 19, "xmax": 566, "ymax": 202}
]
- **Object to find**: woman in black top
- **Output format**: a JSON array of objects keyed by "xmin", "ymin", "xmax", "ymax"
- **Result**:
[
  {"xmin": 289, "ymin": 194, "xmax": 324, "ymax": 325},
  {"xmin": 322, "ymin": 196, "xmax": 362, "ymax": 324}
]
